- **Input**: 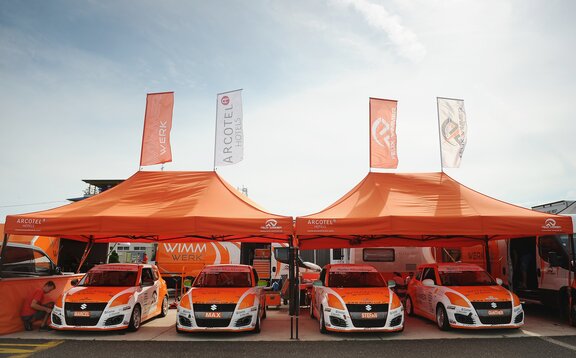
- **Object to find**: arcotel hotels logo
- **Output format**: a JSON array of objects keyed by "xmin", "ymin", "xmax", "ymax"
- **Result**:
[
  {"xmin": 307, "ymin": 219, "xmax": 337, "ymax": 233},
  {"xmin": 260, "ymin": 219, "xmax": 283, "ymax": 232},
  {"xmin": 542, "ymin": 218, "xmax": 562, "ymax": 231},
  {"xmin": 15, "ymin": 218, "xmax": 46, "ymax": 232}
]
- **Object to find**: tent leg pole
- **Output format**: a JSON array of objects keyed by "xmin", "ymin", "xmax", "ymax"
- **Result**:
[
  {"xmin": 0, "ymin": 233, "xmax": 9, "ymax": 276},
  {"xmin": 295, "ymin": 245, "xmax": 300, "ymax": 340},
  {"xmin": 76, "ymin": 237, "xmax": 94, "ymax": 273},
  {"xmin": 484, "ymin": 238, "xmax": 492, "ymax": 274},
  {"xmin": 289, "ymin": 235, "xmax": 295, "ymax": 339},
  {"xmin": 568, "ymin": 233, "xmax": 574, "ymax": 326}
]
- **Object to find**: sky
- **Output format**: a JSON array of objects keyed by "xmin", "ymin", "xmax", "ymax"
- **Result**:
[{"xmin": 1, "ymin": 0, "xmax": 575, "ymax": 222}]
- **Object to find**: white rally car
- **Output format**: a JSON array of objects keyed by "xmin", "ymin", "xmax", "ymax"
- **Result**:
[
  {"xmin": 310, "ymin": 264, "xmax": 404, "ymax": 333},
  {"xmin": 406, "ymin": 263, "xmax": 524, "ymax": 330},
  {"xmin": 176, "ymin": 264, "xmax": 266, "ymax": 333},
  {"xmin": 50, "ymin": 264, "xmax": 168, "ymax": 331}
]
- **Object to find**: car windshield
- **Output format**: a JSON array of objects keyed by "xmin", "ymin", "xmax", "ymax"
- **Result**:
[
  {"xmin": 79, "ymin": 270, "xmax": 138, "ymax": 287},
  {"xmin": 439, "ymin": 270, "xmax": 496, "ymax": 286},
  {"xmin": 328, "ymin": 271, "xmax": 386, "ymax": 288},
  {"xmin": 193, "ymin": 272, "xmax": 252, "ymax": 288}
]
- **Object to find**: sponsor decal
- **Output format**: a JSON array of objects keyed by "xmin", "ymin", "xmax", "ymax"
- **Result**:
[
  {"xmin": 205, "ymin": 312, "xmax": 222, "ymax": 318},
  {"xmin": 260, "ymin": 219, "xmax": 283, "ymax": 232},
  {"xmin": 73, "ymin": 311, "xmax": 90, "ymax": 317},
  {"xmin": 488, "ymin": 309, "xmax": 504, "ymax": 316},
  {"xmin": 162, "ymin": 243, "xmax": 207, "ymax": 262},
  {"xmin": 221, "ymin": 96, "xmax": 230, "ymax": 105},
  {"xmin": 14, "ymin": 218, "xmax": 46, "ymax": 232},
  {"xmin": 371, "ymin": 116, "xmax": 396, "ymax": 154},
  {"xmin": 542, "ymin": 218, "xmax": 562, "ymax": 231},
  {"xmin": 361, "ymin": 312, "xmax": 378, "ymax": 319},
  {"xmin": 306, "ymin": 219, "xmax": 337, "ymax": 233}
]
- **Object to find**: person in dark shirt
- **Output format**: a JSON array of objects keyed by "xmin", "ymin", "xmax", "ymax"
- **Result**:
[{"xmin": 20, "ymin": 281, "xmax": 56, "ymax": 331}]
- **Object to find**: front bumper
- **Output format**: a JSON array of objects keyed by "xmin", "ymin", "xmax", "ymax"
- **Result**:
[
  {"xmin": 176, "ymin": 305, "xmax": 260, "ymax": 332},
  {"xmin": 446, "ymin": 304, "xmax": 524, "ymax": 329},
  {"xmin": 50, "ymin": 304, "xmax": 133, "ymax": 331},
  {"xmin": 321, "ymin": 306, "xmax": 404, "ymax": 332}
]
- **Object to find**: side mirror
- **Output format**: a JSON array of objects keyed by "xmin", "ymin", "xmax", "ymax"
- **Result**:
[
  {"xmin": 70, "ymin": 279, "xmax": 79, "ymax": 286},
  {"xmin": 388, "ymin": 280, "xmax": 396, "ymax": 288},
  {"xmin": 496, "ymin": 278, "xmax": 503, "ymax": 286},
  {"xmin": 54, "ymin": 266, "xmax": 62, "ymax": 275},
  {"xmin": 313, "ymin": 280, "xmax": 323, "ymax": 287},
  {"xmin": 422, "ymin": 279, "xmax": 435, "ymax": 287}
]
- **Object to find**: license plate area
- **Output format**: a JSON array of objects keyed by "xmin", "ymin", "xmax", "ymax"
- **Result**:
[
  {"xmin": 73, "ymin": 311, "xmax": 90, "ymax": 317},
  {"xmin": 487, "ymin": 309, "xmax": 504, "ymax": 316},
  {"xmin": 361, "ymin": 312, "xmax": 378, "ymax": 319},
  {"xmin": 204, "ymin": 312, "xmax": 222, "ymax": 318}
]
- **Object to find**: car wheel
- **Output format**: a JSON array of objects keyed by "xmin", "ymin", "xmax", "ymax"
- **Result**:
[
  {"xmin": 159, "ymin": 296, "xmax": 169, "ymax": 317},
  {"xmin": 319, "ymin": 306, "xmax": 327, "ymax": 334},
  {"xmin": 309, "ymin": 302, "xmax": 315, "ymax": 319},
  {"xmin": 436, "ymin": 304, "xmax": 450, "ymax": 331},
  {"xmin": 253, "ymin": 309, "xmax": 261, "ymax": 334},
  {"xmin": 405, "ymin": 296, "xmax": 414, "ymax": 316},
  {"xmin": 128, "ymin": 305, "xmax": 141, "ymax": 332}
]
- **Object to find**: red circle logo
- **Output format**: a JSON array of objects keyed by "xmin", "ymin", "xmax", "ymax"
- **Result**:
[{"xmin": 221, "ymin": 96, "xmax": 230, "ymax": 105}]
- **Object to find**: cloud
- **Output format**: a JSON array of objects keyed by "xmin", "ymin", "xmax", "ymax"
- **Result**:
[{"xmin": 329, "ymin": 0, "xmax": 426, "ymax": 62}]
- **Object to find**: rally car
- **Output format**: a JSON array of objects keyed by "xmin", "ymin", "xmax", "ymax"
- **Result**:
[
  {"xmin": 405, "ymin": 263, "xmax": 524, "ymax": 330},
  {"xmin": 176, "ymin": 264, "xmax": 266, "ymax": 333},
  {"xmin": 50, "ymin": 263, "xmax": 168, "ymax": 331},
  {"xmin": 309, "ymin": 264, "xmax": 404, "ymax": 333}
]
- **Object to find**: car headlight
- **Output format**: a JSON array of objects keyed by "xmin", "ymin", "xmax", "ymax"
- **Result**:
[
  {"xmin": 54, "ymin": 294, "xmax": 64, "ymax": 309},
  {"xmin": 512, "ymin": 293, "xmax": 521, "ymax": 307},
  {"xmin": 445, "ymin": 292, "xmax": 470, "ymax": 308},
  {"xmin": 110, "ymin": 293, "xmax": 133, "ymax": 307},
  {"xmin": 179, "ymin": 294, "xmax": 192, "ymax": 310},
  {"xmin": 327, "ymin": 294, "xmax": 345, "ymax": 310},
  {"xmin": 238, "ymin": 294, "xmax": 256, "ymax": 310},
  {"xmin": 390, "ymin": 293, "xmax": 402, "ymax": 310}
]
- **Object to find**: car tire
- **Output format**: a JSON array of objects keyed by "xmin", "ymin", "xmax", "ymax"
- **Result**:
[
  {"xmin": 159, "ymin": 296, "xmax": 169, "ymax": 317},
  {"xmin": 128, "ymin": 304, "xmax": 141, "ymax": 332},
  {"xmin": 436, "ymin": 304, "xmax": 450, "ymax": 331},
  {"xmin": 319, "ymin": 306, "xmax": 327, "ymax": 334},
  {"xmin": 253, "ymin": 309, "xmax": 261, "ymax": 334},
  {"xmin": 405, "ymin": 296, "xmax": 414, "ymax": 316}
]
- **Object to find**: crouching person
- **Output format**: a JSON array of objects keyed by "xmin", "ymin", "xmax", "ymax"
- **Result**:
[{"xmin": 20, "ymin": 281, "xmax": 56, "ymax": 331}]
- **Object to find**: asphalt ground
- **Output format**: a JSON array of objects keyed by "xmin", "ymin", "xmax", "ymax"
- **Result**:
[{"xmin": 1, "ymin": 337, "xmax": 576, "ymax": 358}]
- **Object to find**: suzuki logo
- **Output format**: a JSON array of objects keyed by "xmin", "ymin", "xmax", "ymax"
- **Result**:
[
  {"xmin": 490, "ymin": 302, "xmax": 497, "ymax": 309},
  {"xmin": 210, "ymin": 304, "xmax": 217, "ymax": 311},
  {"xmin": 80, "ymin": 303, "xmax": 87, "ymax": 310},
  {"xmin": 365, "ymin": 305, "xmax": 372, "ymax": 311}
]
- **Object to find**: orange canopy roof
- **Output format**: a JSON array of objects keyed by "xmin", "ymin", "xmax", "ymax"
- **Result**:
[
  {"xmin": 4, "ymin": 171, "xmax": 293, "ymax": 243},
  {"xmin": 295, "ymin": 172, "xmax": 574, "ymax": 250}
]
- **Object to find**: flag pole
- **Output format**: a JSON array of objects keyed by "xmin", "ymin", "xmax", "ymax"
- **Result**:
[
  {"xmin": 138, "ymin": 94, "xmax": 150, "ymax": 171},
  {"xmin": 213, "ymin": 93, "xmax": 219, "ymax": 171},
  {"xmin": 368, "ymin": 97, "xmax": 372, "ymax": 172},
  {"xmin": 436, "ymin": 97, "xmax": 444, "ymax": 173}
]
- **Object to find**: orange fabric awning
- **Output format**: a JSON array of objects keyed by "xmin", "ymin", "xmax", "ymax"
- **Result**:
[
  {"xmin": 4, "ymin": 171, "xmax": 293, "ymax": 243},
  {"xmin": 295, "ymin": 172, "xmax": 574, "ymax": 250}
]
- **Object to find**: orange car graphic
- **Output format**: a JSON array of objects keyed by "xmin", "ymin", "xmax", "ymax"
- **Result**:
[
  {"xmin": 176, "ymin": 264, "xmax": 266, "ymax": 333},
  {"xmin": 310, "ymin": 264, "xmax": 404, "ymax": 333},
  {"xmin": 50, "ymin": 264, "xmax": 168, "ymax": 331},
  {"xmin": 405, "ymin": 263, "xmax": 524, "ymax": 330}
]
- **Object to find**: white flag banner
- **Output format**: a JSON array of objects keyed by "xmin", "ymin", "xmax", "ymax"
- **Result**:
[
  {"xmin": 438, "ymin": 97, "xmax": 467, "ymax": 168},
  {"xmin": 215, "ymin": 90, "xmax": 244, "ymax": 166}
]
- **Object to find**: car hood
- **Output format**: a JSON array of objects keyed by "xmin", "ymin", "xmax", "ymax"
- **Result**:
[
  {"xmin": 331, "ymin": 287, "xmax": 391, "ymax": 304},
  {"xmin": 65, "ymin": 286, "xmax": 136, "ymax": 303},
  {"xmin": 189, "ymin": 287, "xmax": 252, "ymax": 304},
  {"xmin": 448, "ymin": 285, "xmax": 511, "ymax": 302}
]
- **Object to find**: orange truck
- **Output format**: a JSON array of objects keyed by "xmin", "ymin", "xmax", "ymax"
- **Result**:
[
  {"xmin": 310, "ymin": 264, "xmax": 404, "ymax": 333},
  {"xmin": 176, "ymin": 264, "xmax": 266, "ymax": 333},
  {"xmin": 405, "ymin": 263, "xmax": 523, "ymax": 330},
  {"xmin": 50, "ymin": 263, "xmax": 168, "ymax": 332}
]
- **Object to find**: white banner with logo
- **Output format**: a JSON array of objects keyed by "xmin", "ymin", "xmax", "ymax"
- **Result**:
[
  {"xmin": 438, "ymin": 97, "xmax": 467, "ymax": 168},
  {"xmin": 215, "ymin": 90, "xmax": 243, "ymax": 166}
]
